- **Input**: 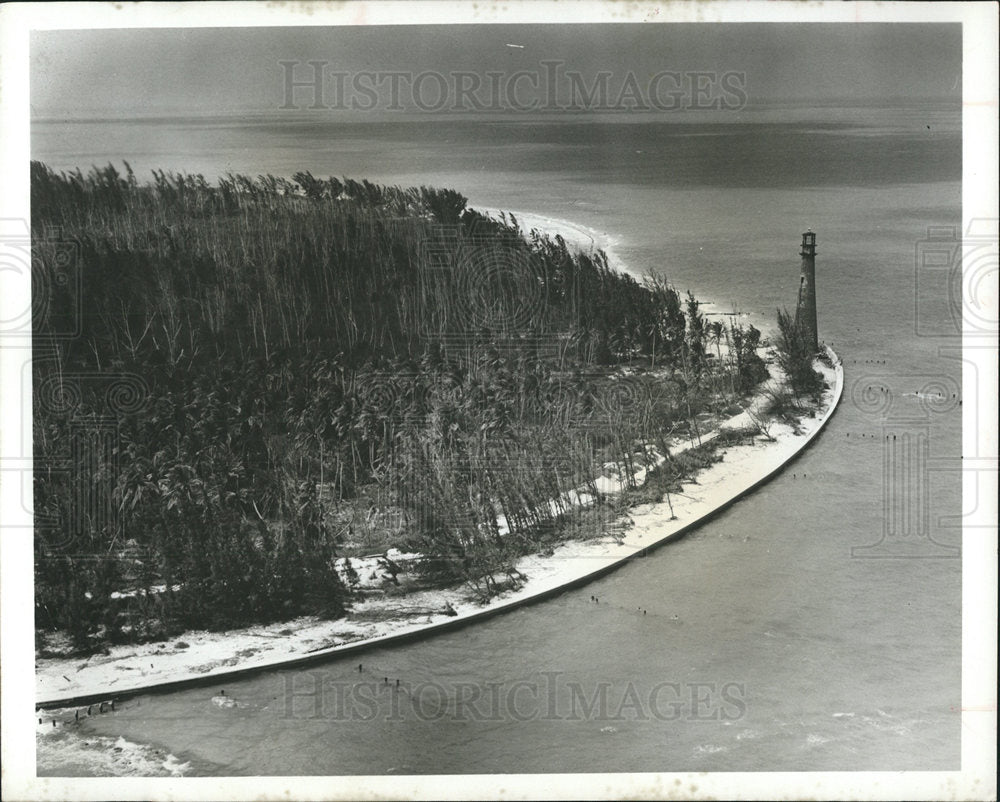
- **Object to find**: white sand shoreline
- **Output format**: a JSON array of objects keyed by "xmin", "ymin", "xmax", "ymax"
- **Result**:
[{"xmin": 37, "ymin": 350, "xmax": 842, "ymax": 709}]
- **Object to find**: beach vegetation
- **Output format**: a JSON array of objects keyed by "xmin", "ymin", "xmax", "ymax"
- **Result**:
[
  {"xmin": 774, "ymin": 307, "xmax": 825, "ymax": 398},
  {"xmin": 32, "ymin": 161, "xmax": 769, "ymax": 649}
]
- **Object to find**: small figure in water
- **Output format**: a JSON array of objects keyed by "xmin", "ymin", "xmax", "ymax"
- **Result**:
[
  {"xmin": 220, "ymin": 690, "xmax": 225, "ymax": 696},
  {"xmin": 396, "ymin": 679, "xmax": 400, "ymax": 687},
  {"xmin": 75, "ymin": 711, "xmax": 79, "ymax": 722},
  {"xmin": 384, "ymin": 677, "xmax": 388, "ymax": 685},
  {"xmin": 358, "ymin": 663, "xmax": 363, "ymax": 673}
]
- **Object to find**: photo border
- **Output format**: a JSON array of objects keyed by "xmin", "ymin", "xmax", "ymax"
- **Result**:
[{"xmin": 1, "ymin": 2, "xmax": 996, "ymax": 800}]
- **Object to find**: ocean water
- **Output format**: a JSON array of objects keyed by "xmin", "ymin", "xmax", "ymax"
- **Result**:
[{"xmin": 34, "ymin": 103, "xmax": 963, "ymax": 774}]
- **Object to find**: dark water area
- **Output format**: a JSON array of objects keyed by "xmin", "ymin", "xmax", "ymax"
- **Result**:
[
  {"xmin": 34, "ymin": 102, "xmax": 964, "ymax": 775},
  {"xmin": 35, "ymin": 109, "xmax": 960, "ymax": 190}
]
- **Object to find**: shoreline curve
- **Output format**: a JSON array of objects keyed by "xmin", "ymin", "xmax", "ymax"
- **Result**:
[{"xmin": 37, "ymin": 345, "xmax": 843, "ymax": 710}]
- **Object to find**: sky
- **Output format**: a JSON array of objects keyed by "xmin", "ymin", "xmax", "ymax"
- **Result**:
[{"xmin": 30, "ymin": 24, "xmax": 962, "ymax": 119}]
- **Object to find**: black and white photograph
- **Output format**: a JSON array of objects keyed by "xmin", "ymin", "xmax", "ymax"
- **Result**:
[{"xmin": 1, "ymin": 1, "xmax": 996, "ymax": 799}]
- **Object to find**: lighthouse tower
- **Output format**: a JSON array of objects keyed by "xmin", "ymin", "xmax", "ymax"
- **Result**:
[{"xmin": 795, "ymin": 231, "xmax": 819, "ymax": 352}]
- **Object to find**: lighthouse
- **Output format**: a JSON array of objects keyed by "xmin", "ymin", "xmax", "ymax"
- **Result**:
[{"xmin": 795, "ymin": 231, "xmax": 819, "ymax": 352}]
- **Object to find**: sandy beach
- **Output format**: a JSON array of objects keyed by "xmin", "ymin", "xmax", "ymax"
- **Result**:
[{"xmin": 36, "ymin": 345, "xmax": 843, "ymax": 710}]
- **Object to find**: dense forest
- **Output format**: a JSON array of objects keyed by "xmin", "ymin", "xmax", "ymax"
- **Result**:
[{"xmin": 32, "ymin": 161, "xmax": 781, "ymax": 650}]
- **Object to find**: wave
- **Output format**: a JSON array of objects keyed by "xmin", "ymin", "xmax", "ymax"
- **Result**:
[{"xmin": 36, "ymin": 714, "xmax": 190, "ymax": 777}]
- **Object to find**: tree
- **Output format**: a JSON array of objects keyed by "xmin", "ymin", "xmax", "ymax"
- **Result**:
[
  {"xmin": 729, "ymin": 322, "xmax": 769, "ymax": 396},
  {"xmin": 775, "ymin": 308, "xmax": 824, "ymax": 397},
  {"xmin": 643, "ymin": 273, "xmax": 685, "ymax": 368},
  {"xmin": 684, "ymin": 290, "xmax": 706, "ymax": 377},
  {"xmin": 745, "ymin": 394, "xmax": 776, "ymax": 441}
]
